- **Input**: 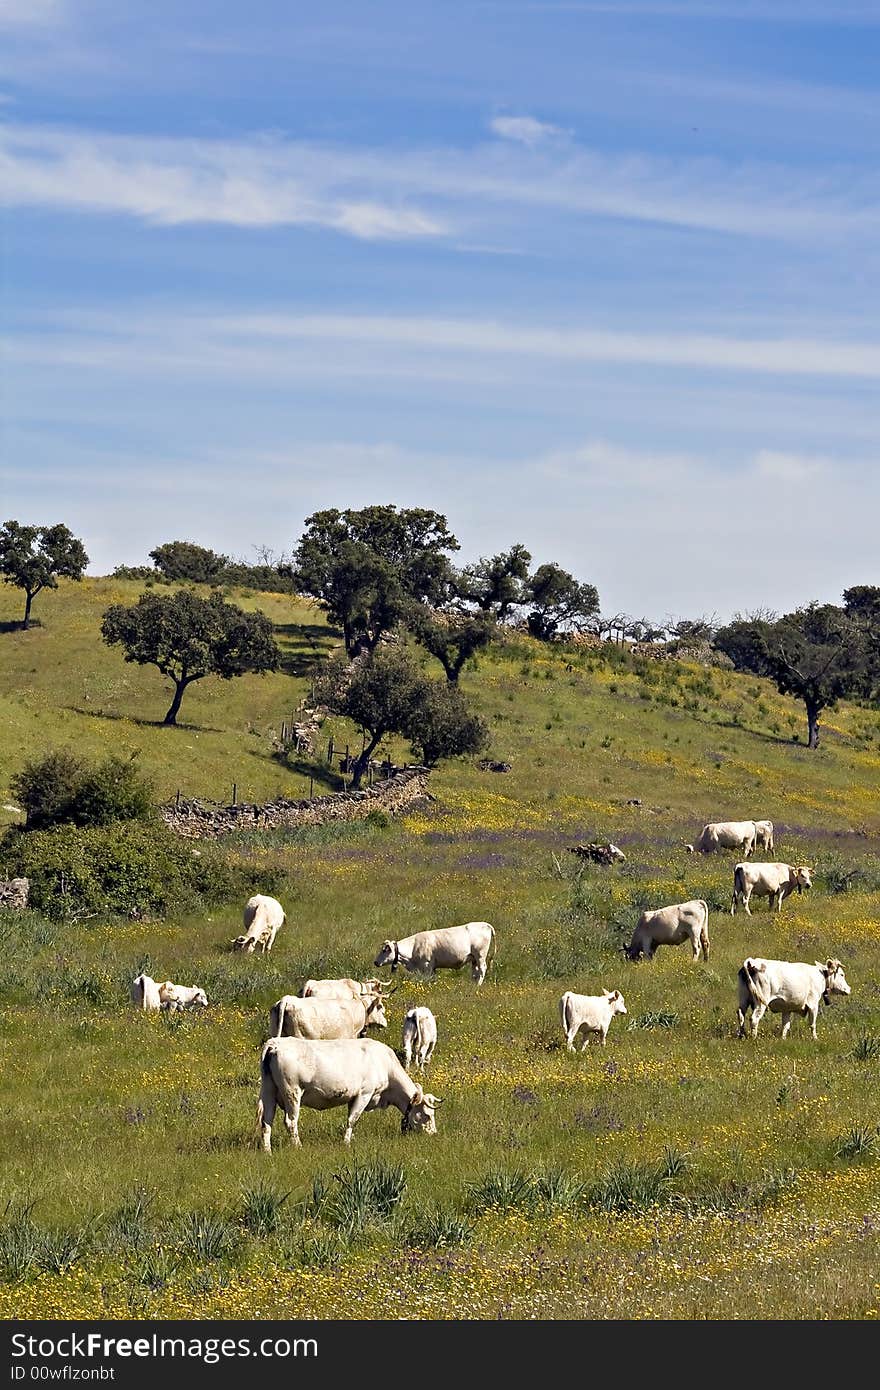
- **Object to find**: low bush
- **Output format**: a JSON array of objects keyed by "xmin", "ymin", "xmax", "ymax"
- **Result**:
[
  {"xmin": 11, "ymin": 750, "xmax": 154, "ymax": 831},
  {"xmin": 0, "ymin": 819, "xmax": 269, "ymax": 920}
]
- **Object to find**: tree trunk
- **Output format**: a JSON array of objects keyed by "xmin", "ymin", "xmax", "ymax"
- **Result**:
[
  {"xmin": 350, "ymin": 732, "xmax": 382, "ymax": 788},
  {"xmin": 22, "ymin": 589, "xmax": 33, "ymax": 630},
  {"xmin": 806, "ymin": 700, "xmax": 820, "ymax": 749},
  {"xmin": 163, "ymin": 679, "xmax": 190, "ymax": 726}
]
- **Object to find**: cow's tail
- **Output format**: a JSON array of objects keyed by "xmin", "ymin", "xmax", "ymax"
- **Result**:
[
  {"xmin": 698, "ymin": 900, "xmax": 710, "ymax": 958},
  {"xmin": 256, "ymin": 1040, "xmax": 278, "ymax": 1133},
  {"xmin": 731, "ymin": 863, "xmax": 744, "ymax": 913},
  {"xmin": 487, "ymin": 924, "xmax": 497, "ymax": 965},
  {"xmin": 741, "ymin": 958, "xmax": 771, "ymax": 1007},
  {"xmin": 559, "ymin": 992, "xmax": 573, "ymax": 1032}
]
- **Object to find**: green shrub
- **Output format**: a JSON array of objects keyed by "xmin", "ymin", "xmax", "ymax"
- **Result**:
[
  {"xmin": 1, "ymin": 819, "xmax": 264, "ymax": 920},
  {"xmin": 10, "ymin": 750, "xmax": 154, "ymax": 831}
]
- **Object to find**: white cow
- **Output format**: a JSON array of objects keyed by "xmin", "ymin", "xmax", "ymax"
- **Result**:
[
  {"xmin": 374, "ymin": 922, "xmax": 496, "ymax": 985},
  {"xmin": 402, "ymin": 1006, "xmax": 438, "ymax": 1070},
  {"xmin": 157, "ymin": 981, "xmax": 209, "ymax": 1011},
  {"xmin": 257, "ymin": 1036, "xmax": 443, "ymax": 1149},
  {"xmin": 231, "ymin": 894, "xmax": 285, "ymax": 953},
  {"xmin": 686, "ymin": 821, "xmax": 757, "ymax": 856},
  {"xmin": 753, "ymin": 820, "xmax": 775, "ymax": 853},
  {"xmin": 731, "ymin": 862, "xmax": 812, "ymax": 915},
  {"xmin": 269, "ymin": 992, "xmax": 388, "ymax": 1040},
  {"xmin": 626, "ymin": 900, "xmax": 710, "ymax": 963},
  {"xmin": 559, "ymin": 989, "xmax": 627, "ymax": 1051},
  {"xmin": 736, "ymin": 957, "xmax": 851, "ymax": 1039},
  {"xmin": 300, "ymin": 977, "xmax": 387, "ymax": 1002},
  {"xmin": 130, "ymin": 973, "xmax": 162, "ymax": 1012}
]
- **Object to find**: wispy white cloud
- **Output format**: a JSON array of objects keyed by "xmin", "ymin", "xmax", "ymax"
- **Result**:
[
  {"xmin": 490, "ymin": 115, "xmax": 566, "ymax": 147},
  {"xmin": 2, "ymin": 119, "xmax": 880, "ymax": 244},
  {"xmin": 0, "ymin": 125, "xmax": 446, "ymax": 239},
  {"xmin": 7, "ymin": 308, "xmax": 880, "ymax": 384}
]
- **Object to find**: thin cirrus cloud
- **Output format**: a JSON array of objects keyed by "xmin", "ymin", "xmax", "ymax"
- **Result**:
[
  {"xmin": 7, "ymin": 309, "xmax": 880, "ymax": 384},
  {"xmin": 2, "ymin": 120, "xmax": 880, "ymax": 243}
]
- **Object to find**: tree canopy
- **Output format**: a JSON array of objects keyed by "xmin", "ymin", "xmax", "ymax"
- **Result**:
[
  {"xmin": 101, "ymin": 589, "xmax": 281, "ymax": 725},
  {"xmin": 314, "ymin": 644, "xmax": 488, "ymax": 786},
  {"xmin": 148, "ymin": 540, "xmax": 228, "ymax": 584},
  {"xmin": 458, "ymin": 544, "xmax": 532, "ymax": 619},
  {"xmin": 0, "ymin": 520, "xmax": 89, "ymax": 628},
  {"xmin": 525, "ymin": 563, "xmax": 600, "ymax": 642},
  {"xmin": 293, "ymin": 506, "xmax": 460, "ymax": 656},
  {"xmin": 715, "ymin": 603, "xmax": 868, "ymax": 748}
]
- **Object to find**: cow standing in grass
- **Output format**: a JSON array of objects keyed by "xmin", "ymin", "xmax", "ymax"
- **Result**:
[{"xmin": 257, "ymin": 1036, "xmax": 443, "ymax": 1148}]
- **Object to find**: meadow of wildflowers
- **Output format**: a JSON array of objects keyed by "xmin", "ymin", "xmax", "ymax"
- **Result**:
[{"xmin": 1, "ymin": 581, "xmax": 879, "ymax": 1318}]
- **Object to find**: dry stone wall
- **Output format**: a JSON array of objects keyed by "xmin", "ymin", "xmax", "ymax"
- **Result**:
[
  {"xmin": 0, "ymin": 878, "xmax": 29, "ymax": 910},
  {"xmin": 159, "ymin": 766, "xmax": 432, "ymax": 840}
]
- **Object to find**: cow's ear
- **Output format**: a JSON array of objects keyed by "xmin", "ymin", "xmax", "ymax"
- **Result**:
[
  {"xmin": 412, "ymin": 1085, "xmax": 424, "ymax": 1104},
  {"xmin": 826, "ymin": 959, "xmax": 836, "ymax": 972}
]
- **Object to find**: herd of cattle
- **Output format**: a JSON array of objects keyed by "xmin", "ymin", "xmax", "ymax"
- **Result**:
[{"xmin": 127, "ymin": 819, "xmax": 853, "ymax": 1149}]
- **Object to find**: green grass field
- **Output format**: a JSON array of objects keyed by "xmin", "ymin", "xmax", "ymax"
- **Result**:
[{"xmin": 1, "ymin": 578, "xmax": 880, "ymax": 1319}]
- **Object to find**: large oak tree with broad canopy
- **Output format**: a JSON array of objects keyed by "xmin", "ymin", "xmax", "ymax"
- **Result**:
[
  {"xmin": 293, "ymin": 505, "xmax": 460, "ymax": 657},
  {"xmin": 101, "ymin": 589, "xmax": 281, "ymax": 725},
  {"xmin": 0, "ymin": 520, "xmax": 89, "ymax": 629},
  {"xmin": 714, "ymin": 603, "xmax": 868, "ymax": 749}
]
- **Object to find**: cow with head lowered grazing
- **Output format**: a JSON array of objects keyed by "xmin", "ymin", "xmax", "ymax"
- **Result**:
[
  {"xmin": 257, "ymin": 1036, "xmax": 443, "ymax": 1149},
  {"xmin": 374, "ymin": 921, "xmax": 496, "ymax": 985}
]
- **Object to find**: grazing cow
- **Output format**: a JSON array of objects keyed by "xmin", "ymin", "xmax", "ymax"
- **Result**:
[
  {"xmin": 402, "ymin": 1006, "xmax": 438, "ymax": 1070},
  {"xmin": 231, "ymin": 894, "xmax": 285, "ymax": 953},
  {"xmin": 686, "ymin": 821, "xmax": 757, "ymax": 856},
  {"xmin": 374, "ymin": 921, "xmax": 496, "ymax": 985},
  {"xmin": 730, "ymin": 862, "xmax": 812, "ymax": 915},
  {"xmin": 257, "ymin": 1036, "xmax": 443, "ymax": 1149},
  {"xmin": 626, "ymin": 900, "xmax": 710, "ymax": 963},
  {"xmin": 559, "ymin": 989, "xmax": 627, "ymax": 1051},
  {"xmin": 269, "ymin": 992, "xmax": 388, "ymax": 1040},
  {"xmin": 736, "ymin": 957, "xmax": 851, "ymax": 1039},
  {"xmin": 300, "ymin": 977, "xmax": 387, "ymax": 1002},
  {"xmin": 157, "ymin": 981, "xmax": 208, "ymax": 1011},
  {"xmin": 753, "ymin": 820, "xmax": 775, "ymax": 853},
  {"xmin": 130, "ymin": 973, "xmax": 162, "ymax": 1012}
]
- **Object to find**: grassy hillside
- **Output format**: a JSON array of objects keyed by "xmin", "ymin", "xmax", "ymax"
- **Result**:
[
  {"xmin": 1, "ymin": 581, "xmax": 880, "ymax": 1319},
  {"xmin": 0, "ymin": 578, "xmax": 341, "ymax": 819}
]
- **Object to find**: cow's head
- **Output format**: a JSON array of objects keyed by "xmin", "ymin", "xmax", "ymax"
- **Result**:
[
  {"xmin": 401, "ymin": 1085, "xmax": 442, "ymax": 1135},
  {"xmin": 191, "ymin": 989, "xmax": 209, "ymax": 1009},
  {"xmin": 624, "ymin": 940, "xmax": 642, "ymax": 962},
  {"xmin": 363, "ymin": 995, "xmax": 388, "ymax": 1029},
  {"xmin": 231, "ymin": 934, "xmax": 257, "ymax": 953},
  {"xmin": 604, "ymin": 988, "xmax": 627, "ymax": 1016},
  {"xmin": 794, "ymin": 866, "xmax": 813, "ymax": 893},
  {"xmin": 608, "ymin": 844, "xmax": 627, "ymax": 862},
  {"xmin": 817, "ymin": 959, "xmax": 851, "ymax": 1002},
  {"xmin": 374, "ymin": 941, "xmax": 398, "ymax": 970}
]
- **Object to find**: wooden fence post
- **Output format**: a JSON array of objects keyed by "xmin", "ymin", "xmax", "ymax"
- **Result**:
[
  {"xmin": 232, "ymin": 783, "xmax": 237, "ymax": 806},
  {"xmin": 175, "ymin": 789, "xmax": 181, "ymax": 808}
]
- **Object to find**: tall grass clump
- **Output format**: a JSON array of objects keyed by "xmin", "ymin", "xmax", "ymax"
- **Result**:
[
  {"xmin": 239, "ymin": 1182, "xmax": 291, "ymax": 1237},
  {"xmin": 323, "ymin": 1162, "xmax": 407, "ymax": 1235}
]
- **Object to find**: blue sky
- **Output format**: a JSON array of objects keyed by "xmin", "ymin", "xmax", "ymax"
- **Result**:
[{"xmin": 2, "ymin": 1, "xmax": 879, "ymax": 619}]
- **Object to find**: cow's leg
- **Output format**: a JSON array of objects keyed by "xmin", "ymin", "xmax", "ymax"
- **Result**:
[
  {"xmin": 780, "ymin": 1012, "xmax": 793, "ymax": 1039},
  {"xmin": 730, "ymin": 893, "xmax": 737, "ymax": 917},
  {"xmin": 343, "ymin": 1091, "xmax": 372, "ymax": 1144},
  {"xmin": 403, "ymin": 1038, "xmax": 413, "ymax": 1071},
  {"xmin": 807, "ymin": 1005, "xmax": 819, "ymax": 1041},
  {"xmin": 736, "ymin": 1005, "xmax": 749, "ymax": 1038},
  {"xmin": 743, "ymin": 891, "xmax": 752, "ymax": 916},
  {"xmin": 283, "ymin": 1088, "xmax": 302, "ymax": 1148},
  {"xmin": 749, "ymin": 1002, "xmax": 767, "ymax": 1038},
  {"xmin": 471, "ymin": 951, "xmax": 487, "ymax": 985},
  {"xmin": 566, "ymin": 1022, "xmax": 580, "ymax": 1052},
  {"xmin": 423, "ymin": 1039, "xmax": 435, "ymax": 1066},
  {"xmin": 701, "ymin": 928, "xmax": 710, "ymax": 962},
  {"xmin": 690, "ymin": 931, "xmax": 701, "ymax": 962}
]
